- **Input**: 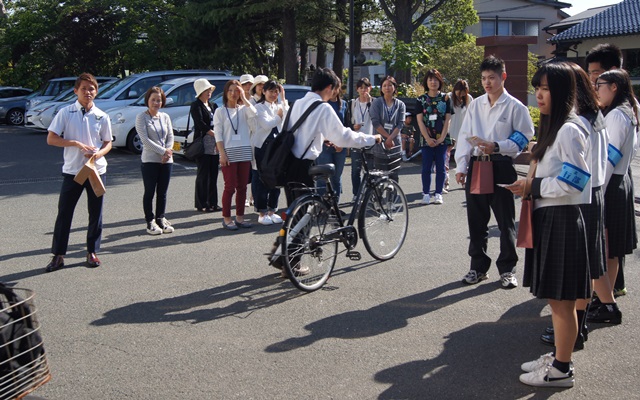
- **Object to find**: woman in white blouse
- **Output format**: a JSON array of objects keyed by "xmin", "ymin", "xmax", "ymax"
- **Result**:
[
  {"xmin": 253, "ymin": 80, "xmax": 288, "ymax": 225},
  {"xmin": 508, "ymin": 62, "xmax": 591, "ymax": 388},
  {"xmin": 136, "ymin": 86, "xmax": 174, "ymax": 235},
  {"xmin": 214, "ymin": 80, "xmax": 257, "ymax": 231}
]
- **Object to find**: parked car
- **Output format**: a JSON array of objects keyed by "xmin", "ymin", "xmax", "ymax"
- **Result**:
[
  {"xmin": 171, "ymin": 84, "xmax": 311, "ymax": 156},
  {"xmin": 0, "ymin": 87, "xmax": 33, "ymax": 99},
  {"xmin": 94, "ymin": 70, "xmax": 230, "ymax": 114},
  {"xmin": 26, "ymin": 80, "xmax": 118, "ymax": 130},
  {"xmin": 26, "ymin": 76, "xmax": 116, "ymax": 111},
  {"xmin": 108, "ymin": 75, "xmax": 238, "ymax": 153},
  {"xmin": 0, "ymin": 90, "xmax": 41, "ymax": 126}
]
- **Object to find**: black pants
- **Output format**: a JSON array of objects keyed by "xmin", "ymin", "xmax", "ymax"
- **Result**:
[
  {"xmin": 284, "ymin": 157, "xmax": 314, "ymax": 207},
  {"xmin": 141, "ymin": 162, "xmax": 172, "ymax": 222},
  {"xmin": 195, "ymin": 154, "xmax": 219, "ymax": 209},
  {"xmin": 464, "ymin": 158, "xmax": 518, "ymax": 275},
  {"xmin": 52, "ymin": 173, "xmax": 105, "ymax": 255}
]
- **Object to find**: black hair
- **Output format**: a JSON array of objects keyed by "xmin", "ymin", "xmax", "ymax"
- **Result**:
[
  {"xmin": 597, "ymin": 69, "xmax": 639, "ymax": 123},
  {"xmin": 565, "ymin": 62, "xmax": 600, "ymax": 124},
  {"xmin": 422, "ymin": 69, "xmax": 444, "ymax": 91},
  {"xmin": 356, "ymin": 77, "xmax": 371, "ymax": 89},
  {"xmin": 480, "ymin": 55, "xmax": 505, "ymax": 75},
  {"xmin": 311, "ymin": 68, "xmax": 339, "ymax": 92},
  {"xmin": 531, "ymin": 62, "xmax": 576, "ymax": 161},
  {"xmin": 585, "ymin": 43, "xmax": 623, "ymax": 70},
  {"xmin": 258, "ymin": 80, "xmax": 280, "ymax": 104},
  {"xmin": 452, "ymin": 79, "xmax": 470, "ymax": 108}
]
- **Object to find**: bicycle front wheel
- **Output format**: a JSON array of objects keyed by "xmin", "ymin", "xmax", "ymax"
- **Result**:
[
  {"xmin": 282, "ymin": 197, "xmax": 340, "ymax": 292},
  {"xmin": 358, "ymin": 179, "xmax": 408, "ymax": 260}
]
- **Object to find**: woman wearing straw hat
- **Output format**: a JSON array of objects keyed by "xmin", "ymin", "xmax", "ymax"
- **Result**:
[{"xmin": 191, "ymin": 78, "xmax": 220, "ymax": 212}]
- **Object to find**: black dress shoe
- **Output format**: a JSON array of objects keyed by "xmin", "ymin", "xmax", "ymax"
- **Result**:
[
  {"xmin": 544, "ymin": 326, "xmax": 554, "ymax": 335},
  {"xmin": 540, "ymin": 333, "xmax": 585, "ymax": 350},
  {"xmin": 544, "ymin": 325, "xmax": 588, "ymax": 340},
  {"xmin": 587, "ymin": 304, "xmax": 622, "ymax": 324},
  {"xmin": 45, "ymin": 255, "xmax": 65, "ymax": 273},
  {"xmin": 87, "ymin": 252, "xmax": 101, "ymax": 268},
  {"xmin": 210, "ymin": 205, "xmax": 222, "ymax": 212}
]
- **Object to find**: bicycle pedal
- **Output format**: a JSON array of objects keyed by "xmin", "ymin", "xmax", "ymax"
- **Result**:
[{"xmin": 346, "ymin": 250, "xmax": 361, "ymax": 260}]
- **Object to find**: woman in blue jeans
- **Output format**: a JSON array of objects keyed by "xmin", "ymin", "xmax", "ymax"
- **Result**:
[
  {"xmin": 416, "ymin": 69, "xmax": 452, "ymax": 205},
  {"xmin": 136, "ymin": 86, "xmax": 175, "ymax": 235}
]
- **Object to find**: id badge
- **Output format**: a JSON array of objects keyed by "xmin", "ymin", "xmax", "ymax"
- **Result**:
[
  {"xmin": 232, "ymin": 134, "xmax": 241, "ymax": 141},
  {"xmin": 429, "ymin": 114, "xmax": 437, "ymax": 121},
  {"xmin": 384, "ymin": 123, "xmax": 394, "ymax": 131}
]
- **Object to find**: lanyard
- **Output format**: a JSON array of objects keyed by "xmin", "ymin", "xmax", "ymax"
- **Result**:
[
  {"xmin": 357, "ymin": 101, "xmax": 368, "ymax": 123},
  {"xmin": 225, "ymin": 106, "xmax": 239, "ymax": 135},
  {"xmin": 148, "ymin": 113, "xmax": 165, "ymax": 147},
  {"xmin": 384, "ymin": 100, "xmax": 397, "ymax": 124}
]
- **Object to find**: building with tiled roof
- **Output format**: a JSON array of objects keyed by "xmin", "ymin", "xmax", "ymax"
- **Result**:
[{"xmin": 547, "ymin": 0, "xmax": 640, "ymax": 77}]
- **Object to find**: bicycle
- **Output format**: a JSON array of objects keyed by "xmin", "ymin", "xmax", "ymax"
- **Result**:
[{"xmin": 276, "ymin": 144, "xmax": 409, "ymax": 292}]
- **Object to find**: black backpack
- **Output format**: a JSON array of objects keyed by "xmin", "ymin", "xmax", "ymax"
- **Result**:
[{"xmin": 259, "ymin": 101, "xmax": 323, "ymax": 189}]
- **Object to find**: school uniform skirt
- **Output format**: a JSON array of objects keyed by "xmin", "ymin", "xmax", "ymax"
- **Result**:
[
  {"xmin": 605, "ymin": 173, "xmax": 637, "ymax": 258},
  {"xmin": 579, "ymin": 186, "xmax": 606, "ymax": 279},
  {"xmin": 523, "ymin": 205, "xmax": 591, "ymax": 300}
]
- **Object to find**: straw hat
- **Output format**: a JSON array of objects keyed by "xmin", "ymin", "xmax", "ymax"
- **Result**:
[
  {"xmin": 239, "ymin": 74, "xmax": 255, "ymax": 85},
  {"xmin": 194, "ymin": 78, "xmax": 215, "ymax": 98},
  {"xmin": 251, "ymin": 75, "xmax": 269, "ymax": 91}
]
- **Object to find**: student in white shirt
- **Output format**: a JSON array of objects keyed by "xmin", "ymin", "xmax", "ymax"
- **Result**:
[
  {"xmin": 284, "ymin": 68, "xmax": 382, "ymax": 205},
  {"xmin": 250, "ymin": 75, "xmax": 268, "ymax": 105},
  {"xmin": 509, "ymin": 62, "xmax": 591, "ymax": 389},
  {"xmin": 45, "ymin": 73, "xmax": 113, "ymax": 272},
  {"xmin": 454, "ymin": 55, "xmax": 535, "ymax": 289},
  {"xmin": 214, "ymin": 80, "xmax": 257, "ymax": 230},
  {"xmin": 349, "ymin": 77, "xmax": 374, "ymax": 200},
  {"xmin": 588, "ymin": 69, "xmax": 639, "ymax": 324},
  {"xmin": 253, "ymin": 80, "xmax": 288, "ymax": 225}
]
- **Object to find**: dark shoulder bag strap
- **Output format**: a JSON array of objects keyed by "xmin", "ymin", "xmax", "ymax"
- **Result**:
[{"xmin": 291, "ymin": 101, "xmax": 324, "ymax": 159}]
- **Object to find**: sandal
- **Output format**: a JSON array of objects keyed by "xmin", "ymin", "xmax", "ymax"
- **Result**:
[{"xmin": 222, "ymin": 221, "xmax": 239, "ymax": 231}]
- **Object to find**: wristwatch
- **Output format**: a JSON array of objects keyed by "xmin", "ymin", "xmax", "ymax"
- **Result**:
[{"xmin": 493, "ymin": 142, "xmax": 500, "ymax": 153}]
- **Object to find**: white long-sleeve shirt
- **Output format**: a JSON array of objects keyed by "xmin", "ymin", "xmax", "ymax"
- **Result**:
[
  {"xmin": 447, "ymin": 93, "xmax": 473, "ymax": 142},
  {"xmin": 214, "ymin": 104, "xmax": 257, "ymax": 163},
  {"xmin": 253, "ymin": 101, "xmax": 289, "ymax": 149},
  {"xmin": 604, "ymin": 104, "xmax": 638, "ymax": 187},
  {"xmin": 289, "ymin": 92, "xmax": 377, "ymax": 160},
  {"xmin": 350, "ymin": 99, "xmax": 373, "ymax": 135},
  {"xmin": 455, "ymin": 90, "xmax": 534, "ymax": 174},
  {"xmin": 531, "ymin": 118, "xmax": 592, "ymax": 209},
  {"xmin": 579, "ymin": 112, "xmax": 608, "ymax": 189}
]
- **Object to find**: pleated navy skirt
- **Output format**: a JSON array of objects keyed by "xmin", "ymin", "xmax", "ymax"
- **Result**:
[
  {"xmin": 579, "ymin": 186, "xmax": 606, "ymax": 279},
  {"xmin": 605, "ymin": 173, "xmax": 637, "ymax": 258},
  {"xmin": 524, "ymin": 205, "xmax": 591, "ymax": 300}
]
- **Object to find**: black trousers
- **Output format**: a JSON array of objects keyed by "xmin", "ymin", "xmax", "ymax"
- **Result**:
[
  {"xmin": 464, "ymin": 158, "xmax": 518, "ymax": 275},
  {"xmin": 284, "ymin": 157, "xmax": 314, "ymax": 207},
  {"xmin": 141, "ymin": 162, "xmax": 172, "ymax": 222},
  {"xmin": 52, "ymin": 173, "xmax": 105, "ymax": 255},
  {"xmin": 194, "ymin": 154, "xmax": 219, "ymax": 209}
]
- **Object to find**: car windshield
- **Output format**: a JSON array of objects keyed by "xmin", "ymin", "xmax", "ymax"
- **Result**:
[
  {"xmin": 132, "ymin": 82, "xmax": 175, "ymax": 106},
  {"xmin": 96, "ymin": 75, "xmax": 137, "ymax": 99},
  {"xmin": 52, "ymin": 87, "xmax": 75, "ymax": 101}
]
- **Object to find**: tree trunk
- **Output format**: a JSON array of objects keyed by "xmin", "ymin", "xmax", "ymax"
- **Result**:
[
  {"xmin": 282, "ymin": 7, "xmax": 298, "ymax": 84},
  {"xmin": 316, "ymin": 42, "xmax": 327, "ymax": 69},
  {"xmin": 395, "ymin": 21, "xmax": 413, "ymax": 84},
  {"xmin": 276, "ymin": 38, "xmax": 284, "ymax": 80},
  {"xmin": 299, "ymin": 40, "xmax": 308, "ymax": 83},
  {"xmin": 333, "ymin": 0, "xmax": 347, "ymax": 82}
]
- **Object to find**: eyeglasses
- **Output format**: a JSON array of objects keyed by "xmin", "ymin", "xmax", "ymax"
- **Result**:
[{"xmin": 594, "ymin": 82, "xmax": 611, "ymax": 90}]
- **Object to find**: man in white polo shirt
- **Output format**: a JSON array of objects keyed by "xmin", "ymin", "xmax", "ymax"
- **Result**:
[{"xmin": 45, "ymin": 73, "xmax": 113, "ymax": 272}]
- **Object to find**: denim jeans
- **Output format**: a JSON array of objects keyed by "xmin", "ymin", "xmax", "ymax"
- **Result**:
[
  {"xmin": 141, "ymin": 162, "xmax": 172, "ymax": 222},
  {"xmin": 421, "ymin": 144, "xmax": 447, "ymax": 195},
  {"xmin": 315, "ymin": 144, "xmax": 347, "ymax": 202},
  {"xmin": 52, "ymin": 173, "xmax": 106, "ymax": 255}
]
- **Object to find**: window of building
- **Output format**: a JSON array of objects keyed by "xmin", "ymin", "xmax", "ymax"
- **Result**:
[
  {"xmin": 481, "ymin": 19, "xmax": 539, "ymax": 37},
  {"xmin": 625, "ymin": 49, "xmax": 640, "ymax": 76}
]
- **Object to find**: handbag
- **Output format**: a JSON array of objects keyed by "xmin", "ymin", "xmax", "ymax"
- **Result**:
[
  {"xmin": 469, "ymin": 154, "xmax": 494, "ymax": 194},
  {"xmin": 182, "ymin": 112, "xmax": 204, "ymax": 160},
  {"xmin": 516, "ymin": 161, "xmax": 537, "ymax": 249}
]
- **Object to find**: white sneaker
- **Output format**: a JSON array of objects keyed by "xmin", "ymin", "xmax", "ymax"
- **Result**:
[
  {"xmin": 500, "ymin": 272, "xmax": 518, "ymax": 289},
  {"xmin": 519, "ymin": 364, "xmax": 575, "ymax": 388},
  {"xmin": 156, "ymin": 218, "xmax": 174, "ymax": 233},
  {"xmin": 521, "ymin": 353, "xmax": 555, "ymax": 373},
  {"xmin": 434, "ymin": 193, "xmax": 443, "ymax": 204},
  {"xmin": 146, "ymin": 220, "xmax": 162, "ymax": 235},
  {"xmin": 421, "ymin": 194, "xmax": 431, "ymax": 205},
  {"xmin": 269, "ymin": 213, "xmax": 283, "ymax": 224},
  {"xmin": 258, "ymin": 215, "xmax": 273, "ymax": 225},
  {"xmin": 462, "ymin": 270, "xmax": 488, "ymax": 285}
]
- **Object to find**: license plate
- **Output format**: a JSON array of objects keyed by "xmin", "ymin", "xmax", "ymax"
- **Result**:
[{"xmin": 172, "ymin": 142, "xmax": 182, "ymax": 151}]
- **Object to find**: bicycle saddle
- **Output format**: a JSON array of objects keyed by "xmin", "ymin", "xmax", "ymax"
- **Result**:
[{"xmin": 308, "ymin": 163, "xmax": 335, "ymax": 178}]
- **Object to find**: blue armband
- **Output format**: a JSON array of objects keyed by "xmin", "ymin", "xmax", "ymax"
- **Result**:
[
  {"xmin": 507, "ymin": 131, "xmax": 529, "ymax": 151},
  {"xmin": 607, "ymin": 144, "xmax": 623, "ymax": 167},
  {"xmin": 558, "ymin": 162, "xmax": 591, "ymax": 191}
]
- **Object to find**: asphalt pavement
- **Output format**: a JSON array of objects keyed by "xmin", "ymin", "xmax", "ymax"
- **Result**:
[{"xmin": 1, "ymin": 125, "xmax": 638, "ymax": 399}]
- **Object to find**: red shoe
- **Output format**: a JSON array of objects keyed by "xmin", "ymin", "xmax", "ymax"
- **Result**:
[{"xmin": 87, "ymin": 253, "xmax": 101, "ymax": 268}]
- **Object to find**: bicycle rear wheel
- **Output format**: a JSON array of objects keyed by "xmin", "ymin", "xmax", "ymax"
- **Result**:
[
  {"xmin": 282, "ymin": 197, "xmax": 340, "ymax": 292},
  {"xmin": 358, "ymin": 179, "xmax": 408, "ymax": 260}
]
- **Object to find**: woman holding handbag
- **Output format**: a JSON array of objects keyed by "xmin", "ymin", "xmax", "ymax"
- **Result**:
[
  {"xmin": 508, "ymin": 62, "xmax": 591, "ymax": 388},
  {"xmin": 191, "ymin": 78, "xmax": 220, "ymax": 212}
]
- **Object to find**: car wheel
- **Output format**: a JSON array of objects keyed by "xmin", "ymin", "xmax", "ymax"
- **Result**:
[
  {"xmin": 7, "ymin": 108, "xmax": 25, "ymax": 125},
  {"xmin": 126, "ymin": 129, "xmax": 143, "ymax": 154}
]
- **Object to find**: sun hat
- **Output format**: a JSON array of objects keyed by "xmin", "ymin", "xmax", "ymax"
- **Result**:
[
  {"xmin": 239, "ymin": 74, "xmax": 255, "ymax": 85},
  {"xmin": 251, "ymin": 75, "xmax": 269, "ymax": 91},
  {"xmin": 193, "ymin": 78, "xmax": 215, "ymax": 98}
]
